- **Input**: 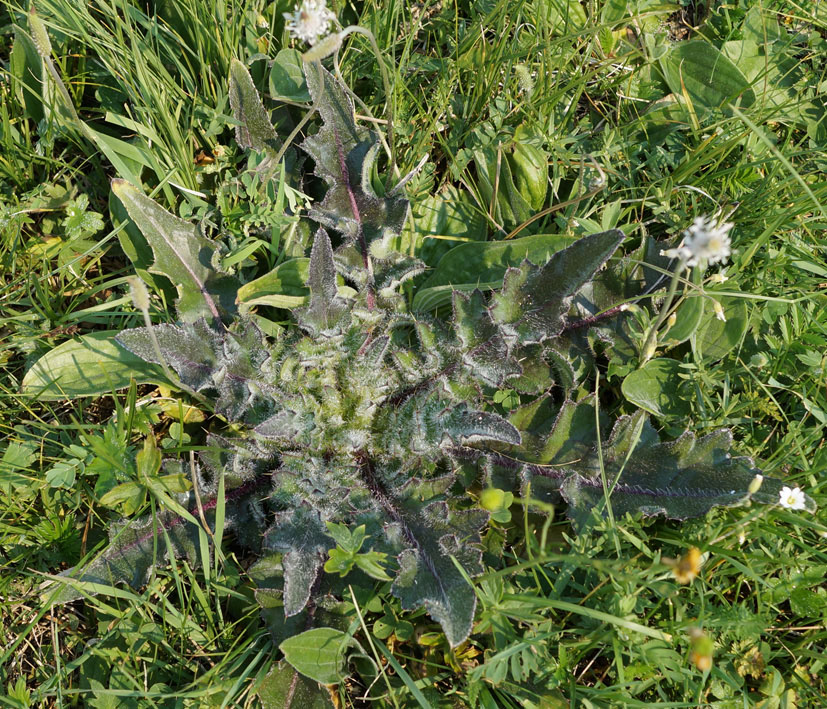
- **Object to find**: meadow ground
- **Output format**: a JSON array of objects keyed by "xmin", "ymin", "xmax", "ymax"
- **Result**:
[{"xmin": 1, "ymin": 0, "xmax": 826, "ymax": 706}]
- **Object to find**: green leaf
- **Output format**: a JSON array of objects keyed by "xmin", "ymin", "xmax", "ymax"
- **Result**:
[
  {"xmin": 691, "ymin": 297, "xmax": 749, "ymax": 362},
  {"xmin": 45, "ymin": 460, "xmax": 79, "ymax": 489},
  {"xmin": 263, "ymin": 505, "xmax": 330, "ymax": 617},
  {"xmin": 0, "ymin": 441, "xmax": 38, "ymax": 495},
  {"xmin": 112, "ymin": 180, "xmax": 240, "ymax": 323},
  {"xmin": 323, "ymin": 548, "xmax": 355, "ymax": 576},
  {"xmin": 257, "ymin": 661, "xmax": 334, "ymax": 709},
  {"xmin": 557, "ymin": 412, "xmax": 816, "ymax": 530},
  {"xmin": 21, "ymin": 332, "xmax": 168, "ymax": 399},
  {"xmin": 660, "ymin": 40, "xmax": 755, "ymax": 115},
  {"xmin": 301, "ymin": 63, "xmax": 409, "ymax": 246},
  {"xmin": 509, "ymin": 124, "xmax": 548, "ymax": 211},
  {"xmin": 451, "ymin": 289, "xmax": 521, "ymax": 387},
  {"xmin": 414, "ymin": 232, "xmax": 575, "ymax": 311},
  {"xmin": 10, "ymin": 29, "xmax": 45, "ymax": 123},
  {"xmin": 473, "ymin": 145, "xmax": 533, "ymax": 227},
  {"xmin": 663, "ymin": 269, "xmax": 705, "ymax": 345},
  {"xmin": 229, "ymin": 58, "xmax": 278, "ymax": 154},
  {"xmin": 269, "ymin": 49, "xmax": 310, "ymax": 102},
  {"xmin": 621, "ymin": 358, "xmax": 691, "ymax": 418},
  {"xmin": 279, "ymin": 628, "xmax": 352, "ymax": 685},
  {"xmin": 354, "ymin": 551, "xmax": 393, "ymax": 582},
  {"xmin": 237, "ymin": 257, "xmax": 354, "ymax": 310},
  {"xmin": 238, "ymin": 258, "xmax": 311, "ymax": 309},
  {"xmin": 136, "ymin": 435, "xmax": 162, "ymax": 478},
  {"xmin": 296, "ymin": 229, "xmax": 349, "ymax": 334},
  {"xmin": 98, "ymin": 481, "xmax": 146, "ymax": 516},
  {"xmin": 491, "ymin": 230, "xmax": 625, "ymax": 344},
  {"xmin": 412, "ymin": 185, "xmax": 487, "ymax": 267},
  {"xmin": 389, "ymin": 491, "xmax": 489, "ymax": 647}
]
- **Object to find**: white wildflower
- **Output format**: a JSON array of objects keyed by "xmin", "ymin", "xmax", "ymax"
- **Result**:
[
  {"xmin": 660, "ymin": 215, "xmax": 733, "ymax": 268},
  {"xmin": 778, "ymin": 485, "xmax": 806, "ymax": 511},
  {"xmin": 713, "ymin": 300, "xmax": 726, "ymax": 322},
  {"xmin": 284, "ymin": 0, "xmax": 335, "ymax": 45}
]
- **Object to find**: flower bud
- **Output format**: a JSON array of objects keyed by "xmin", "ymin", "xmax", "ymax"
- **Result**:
[
  {"xmin": 303, "ymin": 31, "xmax": 343, "ymax": 62},
  {"xmin": 128, "ymin": 276, "xmax": 150, "ymax": 312},
  {"xmin": 748, "ymin": 474, "xmax": 764, "ymax": 495}
]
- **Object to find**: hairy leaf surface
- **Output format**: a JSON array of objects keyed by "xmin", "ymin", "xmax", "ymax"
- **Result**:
[{"xmin": 112, "ymin": 180, "xmax": 239, "ymax": 322}]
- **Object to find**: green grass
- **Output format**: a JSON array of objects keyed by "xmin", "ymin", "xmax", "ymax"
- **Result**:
[{"xmin": 2, "ymin": 0, "xmax": 827, "ymax": 705}]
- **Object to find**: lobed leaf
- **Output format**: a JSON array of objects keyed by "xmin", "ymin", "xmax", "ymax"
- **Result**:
[
  {"xmin": 387, "ymin": 491, "xmax": 489, "ymax": 647},
  {"xmin": 491, "ymin": 229, "xmax": 625, "ymax": 344},
  {"xmin": 117, "ymin": 319, "xmax": 273, "ymax": 420},
  {"xmin": 301, "ymin": 63, "xmax": 409, "ymax": 245},
  {"xmin": 295, "ymin": 228, "xmax": 349, "ymax": 334},
  {"xmin": 112, "ymin": 180, "xmax": 240, "ymax": 323}
]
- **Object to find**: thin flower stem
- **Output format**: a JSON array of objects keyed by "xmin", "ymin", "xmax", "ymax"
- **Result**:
[
  {"xmin": 337, "ymin": 26, "xmax": 396, "ymax": 187},
  {"xmin": 640, "ymin": 261, "xmax": 685, "ymax": 363},
  {"xmin": 270, "ymin": 62, "xmax": 326, "ymax": 170},
  {"xmin": 332, "ymin": 50, "xmax": 398, "ymax": 181}
]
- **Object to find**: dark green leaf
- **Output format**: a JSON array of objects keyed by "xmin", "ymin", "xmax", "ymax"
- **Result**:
[
  {"xmin": 390, "ymin": 496, "xmax": 488, "ymax": 647},
  {"xmin": 301, "ymin": 63, "xmax": 409, "ymax": 245},
  {"xmin": 230, "ymin": 58, "xmax": 278, "ymax": 154},
  {"xmin": 258, "ymin": 661, "xmax": 334, "ymax": 709},
  {"xmin": 263, "ymin": 505, "xmax": 330, "ymax": 617},
  {"xmin": 112, "ymin": 180, "xmax": 240, "ymax": 323},
  {"xmin": 452, "ymin": 289, "xmax": 521, "ymax": 386},
  {"xmin": 558, "ymin": 412, "xmax": 815, "ymax": 529},
  {"xmin": 491, "ymin": 230, "xmax": 625, "ymax": 344},
  {"xmin": 296, "ymin": 229, "xmax": 349, "ymax": 334}
]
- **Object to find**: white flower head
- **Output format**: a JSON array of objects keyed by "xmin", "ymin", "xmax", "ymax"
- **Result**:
[
  {"xmin": 660, "ymin": 215, "xmax": 733, "ymax": 268},
  {"xmin": 778, "ymin": 485, "xmax": 807, "ymax": 511},
  {"xmin": 284, "ymin": 0, "xmax": 336, "ymax": 45}
]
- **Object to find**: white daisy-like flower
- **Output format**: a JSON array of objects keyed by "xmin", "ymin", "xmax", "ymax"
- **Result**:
[
  {"xmin": 778, "ymin": 485, "xmax": 807, "ymax": 511},
  {"xmin": 284, "ymin": 0, "xmax": 335, "ymax": 45},
  {"xmin": 660, "ymin": 215, "xmax": 733, "ymax": 268}
]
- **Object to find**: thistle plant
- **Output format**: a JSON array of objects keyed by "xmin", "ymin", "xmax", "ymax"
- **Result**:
[{"xmin": 40, "ymin": 56, "xmax": 815, "ymax": 649}]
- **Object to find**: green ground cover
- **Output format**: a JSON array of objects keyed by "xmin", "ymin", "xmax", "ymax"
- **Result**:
[{"xmin": 1, "ymin": 0, "xmax": 826, "ymax": 706}]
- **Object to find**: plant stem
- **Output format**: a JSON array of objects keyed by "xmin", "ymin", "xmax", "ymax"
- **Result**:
[
  {"xmin": 338, "ymin": 26, "xmax": 396, "ymax": 188},
  {"xmin": 640, "ymin": 261, "xmax": 686, "ymax": 363}
]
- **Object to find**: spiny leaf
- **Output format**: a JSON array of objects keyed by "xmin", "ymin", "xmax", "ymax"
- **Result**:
[
  {"xmin": 263, "ymin": 505, "xmax": 330, "ymax": 617},
  {"xmin": 452, "ymin": 289, "xmax": 521, "ymax": 387},
  {"xmin": 390, "ymin": 496, "xmax": 488, "ymax": 648},
  {"xmin": 229, "ymin": 58, "xmax": 278, "ymax": 154},
  {"xmin": 301, "ymin": 63, "xmax": 409, "ymax": 245},
  {"xmin": 112, "ymin": 180, "xmax": 239, "ymax": 323},
  {"xmin": 491, "ymin": 229, "xmax": 625, "ymax": 344},
  {"xmin": 296, "ymin": 228, "xmax": 349, "ymax": 334},
  {"xmin": 44, "ymin": 477, "xmax": 269, "ymax": 604},
  {"xmin": 117, "ymin": 319, "xmax": 272, "ymax": 420},
  {"xmin": 554, "ymin": 410, "xmax": 817, "ymax": 530}
]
